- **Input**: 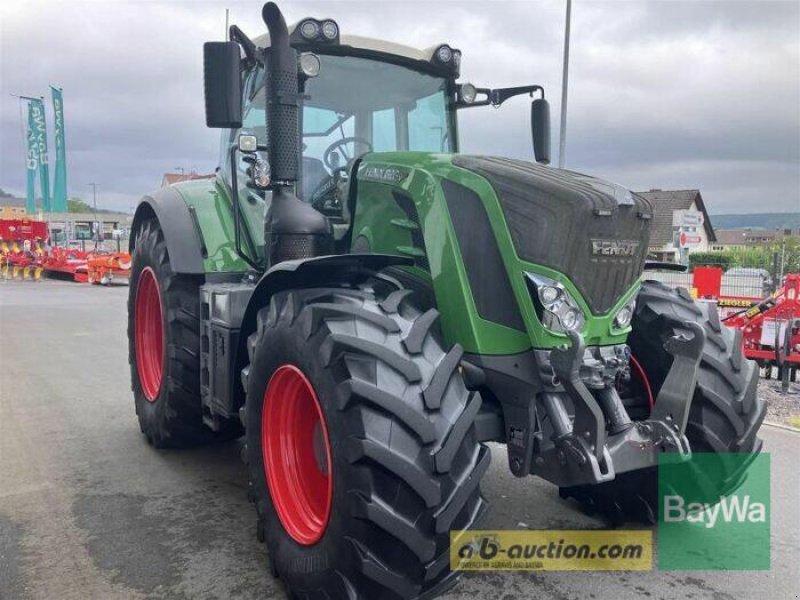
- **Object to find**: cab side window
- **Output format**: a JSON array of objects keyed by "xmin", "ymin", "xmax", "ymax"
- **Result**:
[{"xmin": 219, "ymin": 66, "xmax": 265, "ymax": 184}]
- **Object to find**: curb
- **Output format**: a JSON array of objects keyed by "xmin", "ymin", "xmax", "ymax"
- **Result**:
[{"xmin": 762, "ymin": 420, "xmax": 800, "ymax": 433}]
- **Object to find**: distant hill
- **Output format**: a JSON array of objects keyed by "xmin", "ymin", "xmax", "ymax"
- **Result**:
[{"xmin": 710, "ymin": 212, "xmax": 800, "ymax": 230}]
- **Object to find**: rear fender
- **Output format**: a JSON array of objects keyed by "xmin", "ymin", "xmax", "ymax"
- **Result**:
[
  {"xmin": 129, "ymin": 186, "xmax": 207, "ymax": 274},
  {"xmin": 130, "ymin": 180, "xmax": 251, "ymax": 275}
]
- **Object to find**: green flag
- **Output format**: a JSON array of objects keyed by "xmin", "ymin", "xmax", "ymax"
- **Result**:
[
  {"xmin": 51, "ymin": 87, "xmax": 68, "ymax": 213},
  {"xmin": 29, "ymin": 98, "xmax": 51, "ymax": 212},
  {"xmin": 25, "ymin": 102, "xmax": 37, "ymax": 214}
]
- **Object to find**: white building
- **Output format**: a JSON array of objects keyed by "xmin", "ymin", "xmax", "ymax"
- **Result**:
[{"xmin": 636, "ymin": 189, "xmax": 716, "ymax": 263}]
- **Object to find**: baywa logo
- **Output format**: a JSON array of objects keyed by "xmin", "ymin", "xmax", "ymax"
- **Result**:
[
  {"xmin": 663, "ymin": 493, "xmax": 766, "ymax": 528},
  {"xmin": 658, "ymin": 453, "xmax": 770, "ymax": 571}
]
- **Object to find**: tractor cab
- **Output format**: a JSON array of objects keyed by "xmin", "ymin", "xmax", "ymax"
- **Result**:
[
  {"xmin": 230, "ymin": 43, "xmax": 458, "ymax": 215},
  {"xmin": 205, "ymin": 12, "xmax": 550, "ymax": 269}
]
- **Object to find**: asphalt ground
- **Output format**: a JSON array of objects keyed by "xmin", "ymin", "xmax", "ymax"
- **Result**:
[{"xmin": 1, "ymin": 280, "xmax": 798, "ymax": 600}]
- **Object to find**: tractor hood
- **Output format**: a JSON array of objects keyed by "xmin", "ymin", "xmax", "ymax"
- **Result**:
[{"xmin": 452, "ymin": 156, "xmax": 653, "ymax": 315}]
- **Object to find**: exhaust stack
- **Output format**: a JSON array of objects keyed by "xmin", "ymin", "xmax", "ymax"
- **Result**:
[
  {"xmin": 261, "ymin": 2, "xmax": 332, "ymax": 264},
  {"xmin": 262, "ymin": 2, "xmax": 299, "ymax": 183}
]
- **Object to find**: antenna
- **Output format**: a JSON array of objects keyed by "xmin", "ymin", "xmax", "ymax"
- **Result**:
[{"xmin": 558, "ymin": 0, "xmax": 572, "ymax": 169}]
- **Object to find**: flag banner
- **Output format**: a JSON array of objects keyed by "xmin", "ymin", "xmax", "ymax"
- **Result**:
[
  {"xmin": 29, "ymin": 98, "xmax": 51, "ymax": 212},
  {"xmin": 25, "ymin": 102, "xmax": 38, "ymax": 213},
  {"xmin": 51, "ymin": 87, "xmax": 67, "ymax": 213}
]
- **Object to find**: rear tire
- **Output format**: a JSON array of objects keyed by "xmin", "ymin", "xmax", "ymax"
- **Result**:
[
  {"xmin": 242, "ymin": 281, "xmax": 489, "ymax": 599},
  {"xmin": 560, "ymin": 281, "xmax": 766, "ymax": 524},
  {"xmin": 128, "ymin": 219, "xmax": 239, "ymax": 447}
]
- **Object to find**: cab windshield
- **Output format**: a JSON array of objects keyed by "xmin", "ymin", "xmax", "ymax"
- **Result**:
[{"xmin": 241, "ymin": 54, "xmax": 456, "ymax": 199}]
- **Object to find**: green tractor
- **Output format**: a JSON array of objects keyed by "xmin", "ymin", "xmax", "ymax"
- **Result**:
[{"xmin": 128, "ymin": 3, "xmax": 765, "ymax": 598}]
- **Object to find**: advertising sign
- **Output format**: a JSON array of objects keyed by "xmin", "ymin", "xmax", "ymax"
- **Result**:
[
  {"xmin": 25, "ymin": 102, "xmax": 38, "ymax": 213},
  {"xmin": 29, "ymin": 98, "xmax": 51, "ymax": 212},
  {"xmin": 51, "ymin": 87, "xmax": 68, "ymax": 213},
  {"xmin": 679, "ymin": 231, "xmax": 703, "ymax": 248},
  {"xmin": 672, "ymin": 209, "xmax": 704, "ymax": 227}
]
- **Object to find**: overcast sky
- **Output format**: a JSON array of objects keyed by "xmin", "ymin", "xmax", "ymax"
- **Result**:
[{"xmin": 1, "ymin": 0, "xmax": 798, "ymax": 213}]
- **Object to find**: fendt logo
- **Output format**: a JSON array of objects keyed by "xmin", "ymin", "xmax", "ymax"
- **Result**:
[{"xmin": 591, "ymin": 239, "xmax": 639, "ymax": 257}]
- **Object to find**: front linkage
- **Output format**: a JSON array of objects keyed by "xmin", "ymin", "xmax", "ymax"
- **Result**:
[{"xmin": 518, "ymin": 324, "xmax": 703, "ymax": 488}]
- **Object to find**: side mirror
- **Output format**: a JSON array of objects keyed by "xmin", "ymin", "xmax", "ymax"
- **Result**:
[
  {"xmin": 531, "ymin": 98, "xmax": 551, "ymax": 165},
  {"xmin": 203, "ymin": 41, "xmax": 243, "ymax": 128}
]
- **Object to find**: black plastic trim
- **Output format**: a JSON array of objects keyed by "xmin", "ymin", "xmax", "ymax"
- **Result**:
[
  {"xmin": 129, "ymin": 187, "xmax": 207, "ymax": 274},
  {"xmin": 392, "ymin": 191, "xmax": 430, "ymax": 271},
  {"xmin": 187, "ymin": 205, "xmax": 208, "ymax": 259},
  {"xmin": 442, "ymin": 179, "xmax": 525, "ymax": 331},
  {"xmin": 309, "ymin": 46, "xmax": 457, "ymax": 80}
]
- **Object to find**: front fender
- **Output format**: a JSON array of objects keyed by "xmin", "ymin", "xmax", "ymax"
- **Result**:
[{"xmin": 234, "ymin": 253, "xmax": 413, "ymax": 401}]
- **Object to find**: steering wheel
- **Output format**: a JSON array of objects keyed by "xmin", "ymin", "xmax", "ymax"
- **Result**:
[{"xmin": 323, "ymin": 136, "xmax": 373, "ymax": 171}]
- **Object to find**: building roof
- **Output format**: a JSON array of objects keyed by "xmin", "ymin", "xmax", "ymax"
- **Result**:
[
  {"xmin": 714, "ymin": 228, "xmax": 796, "ymax": 246},
  {"xmin": 162, "ymin": 172, "xmax": 215, "ymax": 186},
  {"xmin": 635, "ymin": 189, "xmax": 716, "ymax": 247},
  {"xmin": 0, "ymin": 196, "xmax": 25, "ymax": 207},
  {"xmin": 714, "ymin": 229, "xmax": 750, "ymax": 245}
]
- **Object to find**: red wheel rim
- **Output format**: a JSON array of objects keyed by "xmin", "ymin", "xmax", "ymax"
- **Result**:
[
  {"xmin": 262, "ymin": 365, "xmax": 332, "ymax": 545},
  {"xmin": 134, "ymin": 267, "xmax": 164, "ymax": 402}
]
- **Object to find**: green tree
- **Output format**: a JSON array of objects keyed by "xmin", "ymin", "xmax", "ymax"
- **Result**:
[
  {"xmin": 689, "ymin": 252, "xmax": 735, "ymax": 269},
  {"xmin": 66, "ymin": 197, "xmax": 93, "ymax": 213},
  {"xmin": 774, "ymin": 237, "xmax": 800, "ymax": 275}
]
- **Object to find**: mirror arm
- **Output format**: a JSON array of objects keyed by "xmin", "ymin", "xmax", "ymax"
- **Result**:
[
  {"xmin": 229, "ymin": 25, "xmax": 262, "ymax": 68},
  {"xmin": 490, "ymin": 85, "xmax": 544, "ymax": 107},
  {"xmin": 456, "ymin": 85, "xmax": 544, "ymax": 109}
]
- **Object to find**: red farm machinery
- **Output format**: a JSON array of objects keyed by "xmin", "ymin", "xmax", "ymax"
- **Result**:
[
  {"xmin": 1, "ymin": 218, "xmax": 132, "ymax": 284},
  {"xmin": 691, "ymin": 265, "xmax": 800, "ymax": 383}
]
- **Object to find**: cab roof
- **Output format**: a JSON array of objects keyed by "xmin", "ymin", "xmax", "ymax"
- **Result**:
[{"xmin": 253, "ymin": 31, "xmax": 446, "ymax": 65}]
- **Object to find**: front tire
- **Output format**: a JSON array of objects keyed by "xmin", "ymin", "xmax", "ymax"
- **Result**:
[{"xmin": 243, "ymin": 282, "xmax": 489, "ymax": 599}]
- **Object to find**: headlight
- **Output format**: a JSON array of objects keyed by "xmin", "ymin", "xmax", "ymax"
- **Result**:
[
  {"xmin": 250, "ymin": 157, "xmax": 271, "ymax": 189},
  {"xmin": 539, "ymin": 284, "xmax": 561, "ymax": 305},
  {"xmin": 436, "ymin": 45, "xmax": 453, "ymax": 63},
  {"xmin": 298, "ymin": 53, "xmax": 321, "ymax": 78},
  {"xmin": 321, "ymin": 20, "xmax": 339, "ymax": 40},
  {"xmin": 559, "ymin": 307, "xmax": 582, "ymax": 331},
  {"xmin": 299, "ymin": 20, "xmax": 319, "ymax": 39},
  {"xmin": 525, "ymin": 272, "xmax": 585, "ymax": 333},
  {"xmin": 459, "ymin": 82, "xmax": 478, "ymax": 104},
  {"xmin": 613, "ymin": 296, "xmax": 637, "ymax": 330}
]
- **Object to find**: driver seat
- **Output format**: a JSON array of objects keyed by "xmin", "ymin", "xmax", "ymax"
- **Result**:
[{"xmin": 301, "ymin": 156, "xmax": 329, "ymax": 200}]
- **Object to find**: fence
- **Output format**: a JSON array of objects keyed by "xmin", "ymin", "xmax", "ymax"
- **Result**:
[{"xmin": 646, "ymin": 248, "xmax": 785, "ymax": 301}]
